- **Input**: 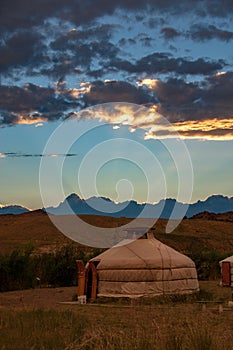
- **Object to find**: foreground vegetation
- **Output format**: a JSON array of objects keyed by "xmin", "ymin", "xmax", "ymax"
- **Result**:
[
  {"xmin": 0, "ymin": 212, "xmax": 233, "ymax": 291},
  {"xmin": 0, "ymin": 242, "xmax": 231, "ymax": 292},
  {"xmin": 1, "ymin": 297, "xmax": 233, "ymax": 350},
  {"xmin": 1, "ymin": 214, "xmax": 232, "ymax": 348},
  {"xmin": 0, "ymin": 244, "xmax": 102, "ymax": 292}
]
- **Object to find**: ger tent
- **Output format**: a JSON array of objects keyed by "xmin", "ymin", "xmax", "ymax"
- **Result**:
[
  {"xmin": 219, "ymin": 255, "xmax": 233, "ymax": 287},
  {"xmin": 78, "ymin": 233, "xmax": 199, "ymax": 300}
]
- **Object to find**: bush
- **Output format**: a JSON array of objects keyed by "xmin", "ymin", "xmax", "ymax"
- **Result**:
[
  {"xmin": 0, "ymin": 244, "xmax": 101, "ymax": 292},
  {"xmin": 0, "ymin": 244, "xmax": 35, "ymax": 291},
  {"xmin": 187, "ymin": 250, "xmax": 232, "ymax": 280}
]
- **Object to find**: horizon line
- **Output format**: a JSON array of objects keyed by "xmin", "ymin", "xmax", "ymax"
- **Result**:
[{"xmin": 1, "ymin": 192, "xmax": 232, "ymax": 211}]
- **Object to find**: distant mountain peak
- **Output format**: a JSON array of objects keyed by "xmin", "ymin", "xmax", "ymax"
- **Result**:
[
  {"xmin": 66, "ymin": 193, "xmax": 82, "ymax": 201},
  {"xmin": 205, "ymin": 194, "xmax": 229, "ymax": 201},
  {"xmin": 1, "ymin": 193, "xmax": 233, "ymax": 218},
  {"xmin": 45, "ymin": 193, "xmax": 233, "ymax": 219},
  {"xmin": 0, "ymin": 205, "xmax": 29, "ymax": 215}
]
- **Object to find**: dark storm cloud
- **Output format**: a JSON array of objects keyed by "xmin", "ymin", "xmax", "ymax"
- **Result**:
[
  {"xmin": 0, "ymin": 79, "xmax": 157, "ymax": 126},
  {"xmin": 0, "ymin": 1, "xmax": 189, "ymax": 31},
  {"xmin": 50, "ymin": 24, "xmax": 116, "ymax": 51},
  {"xmin": 0, "ymin": 83, "xmax": 81, "ymax": 125},
  {"xmin": 151, "ymin": 78, "xmax": 203, "ymax": 121},
  {"xmin": 1, "ymin": 73, "xmax": 233, "ymax": 138},
  {"xmin": 0, "ymin": 1, "xmax": 231, "ymax": 81},
  {"xmin": 201, "ymin": 72, "xmax": 233, "ymax": 115},
  {"xmin": 149, "ymin": 72, "xmax": 233, "ymax": 122},
  {"xmin": 189, "ymin": 24, "xmax": 233, "ymax": 42},
  {"xmin": 83, "ymin": 80, "xmax": 156, "ymax": 106},
  {"xmin": 82, "ymin": 73, "xmax": 233, "ymax": 125},
  {"xmin": 78, "ymin": 75, "xmax": 233, "ymax": 140},
  {"xmin": 111, "ymin": 53, "xmax": 224, "ymax": 76},
  {"xmin": 1, "ymin": 30, "xmax": 224, "ymax": 80},
  {"xmin": 139, "ymin": 37, "xmax": 153, "ymax": 47},
  {"xmin": 0, "ymin": 31, "xmax": 46, "ymax": 75},
  {"xmin": 160, "ymin": 27, "xmax": 181, "ymax": 40},
  {"xmin": 1, "ymin": 1, "xmax": 233, "ymax": 33},
  {"xmin": 46, "ymin": 39, "xmax": 119, "ymax": 78},
  {"xmin": 205, "ymin": 0, "xmax": 233, "ymax": 17},
  {"xmin": 147, "ymin": 17, "xmax": 166, "ymax": 29}
]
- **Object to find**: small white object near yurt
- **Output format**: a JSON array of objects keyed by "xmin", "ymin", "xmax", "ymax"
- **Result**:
[
  {"xmin": 77, "ymin": 231, "xmax": 199, "ymax": 300},
  {"xmin": 219, "ymin": 255, "xmax": 233, "ymax": 287}
]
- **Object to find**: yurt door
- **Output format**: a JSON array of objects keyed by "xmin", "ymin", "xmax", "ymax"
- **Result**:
[
  {"xmin": 85, "ymin": 261, "xmax": 98, "ymax": 301},
  {"xmin": 222, "ymin": 261, "xmax": 231, "ymax": 286}
]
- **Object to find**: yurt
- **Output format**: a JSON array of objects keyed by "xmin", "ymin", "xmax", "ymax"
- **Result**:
[
  {"xmin": 77, "ymin": 230, "xmax": 199, "ymax": 301},
  {"xmin": 219, "ymin": 255, "xmax": 233, "ymax": 287}
]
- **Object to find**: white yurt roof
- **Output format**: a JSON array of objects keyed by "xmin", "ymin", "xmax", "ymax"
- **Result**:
[{"xmin": 91, "ymin": 237, "xmax": 194, "ymax": 269}]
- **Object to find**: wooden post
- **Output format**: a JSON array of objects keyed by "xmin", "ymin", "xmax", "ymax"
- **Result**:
[{"xmin": 76, "ymin": 260, "xmax": 86, "ymax": 297}]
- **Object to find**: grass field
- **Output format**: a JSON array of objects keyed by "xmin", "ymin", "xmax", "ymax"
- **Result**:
[
  {"xmin": 0, "ymin": 282, "xmax": 233, "ymax": 350},
  {"xmin": 1, "ymin": 212, "xmax": 233, "ymax": 349}
]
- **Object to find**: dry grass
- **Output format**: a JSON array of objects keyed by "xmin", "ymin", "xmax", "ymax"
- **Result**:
[
  {"xmin": 0, "ymin": 281, "xmax": 233, "ymax": 350},
  {"xmin": 0, "ymin": 300, "xmax": 233, "ymax": 350},
  {"xmin": 0, "ymin": 211, "xmax": 233, "ymax": 255},
  {"xmin": 0, "ymin": 212, "xmax": 233, "ymax": 349}
]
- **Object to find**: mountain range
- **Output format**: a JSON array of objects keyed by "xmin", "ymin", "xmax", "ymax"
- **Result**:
[
  {"xmin": 46, "ymin": 193, "xmax": 233, "ymax": 219},
  {"xmin": 0, "ymin": 205, "xmax": 29, "ymax": 215},
  {"xmin": 1, "ymin": 194, "xmax": 233, "ymax": 218}
]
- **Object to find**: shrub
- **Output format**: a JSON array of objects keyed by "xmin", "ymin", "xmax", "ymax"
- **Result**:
[
  {"xmin": 0, "ymin": 244, "xmax": 101, "ymax": 292},
  {"xmin": 0, "ymin": 244, "xmax": 35, "ymax": 291},
  {"xmin": 187, "ymin": 250, "xmax": 232, "ymax": 280}
]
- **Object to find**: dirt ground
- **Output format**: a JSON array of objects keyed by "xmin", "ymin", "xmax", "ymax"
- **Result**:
[
  {"xmin": 0, "ymin": 281, "xmax": 232, "ymax": 310},
  {"xmin": 0, "ymin": 286, "xmax": 78, "ymax": 310}
]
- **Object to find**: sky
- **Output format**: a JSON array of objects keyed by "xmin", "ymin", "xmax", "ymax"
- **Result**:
[{"xmin": 0, "ymin": 0, "xmax": 233, "ymax": 210}]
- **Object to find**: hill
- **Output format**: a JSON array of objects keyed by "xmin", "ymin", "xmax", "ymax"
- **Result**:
[
  {"xmin": 191, "ymin": 211, "xmax": 233, "ymax": 222},
  {"xmin": 0, "ymin": 210, "xmax": 233, "ymax": 256}
]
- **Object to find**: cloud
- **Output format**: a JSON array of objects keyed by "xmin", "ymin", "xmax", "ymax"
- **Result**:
[
  {"xmin": 1, "ymin": 74, "xmax": 233, "ymax": 140},
  {"xmin": 35, "ymin": 123, "xmax": 44, "ymax": 127},
  {"xmin": 0, "ymin": 4, "xmax": 230, "ymax": 81},
  {"xmin": 73, "ymin": 100, "xmax": 233, "ymax": 140},
  {"xmin": 2, "ymin": 1, "xmax": 233, "ymax": 33},
  {"xmin": 78, "ymin": 75, "xmax": 233, "ymax": 140},
  {"xmin": 0, "ymin": 31, "xmax": 46, "ymax": 76},
  {"xmin": 205, "ymin": 0, "xmax": 233, "ymax": 17},
  {"xmin": 145, "ymin": 118, "xmax": 233, "ymax": 140},
  {"xmin": 143, "ymin": 73, "xmax": 233, "ymax": 123},
  {"xmin": 188, "ymin": 24, "xmax": 233, "ymax": 42},
  {"xmin": 0, "ymin": 83, "xmax": 84, "ymax": 125},
  {"xmin": 201, "ymin": 71, "xmax": 233, "ymax": 116},
  {"xmin": 160, "ymin": 27, "xmax": 181, "ymax": 40},
  {"xmin": 83, "ymin": 80, "xmax": 156, "ymax": 106},
  {"xmin": 0, "ymin": 20, "xmax": 120, "ymax": 79},
  {"xmin": 50, "ymin": 24, "xmax": 116, "ymax": 51},
  {"xmin": 0, "ymin": 1, "xmax": 189, "ymax": 32},
  {"xmin": 0, "ymin": 152, "xmax": 78, "ymax": 158},
  {"xmin": 111, "ymin": 53, "xmax": 224, "ymax": 76},
  {"xmin": 46, "ymin": 39, "xmax": 120, "ymax": 78}
]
